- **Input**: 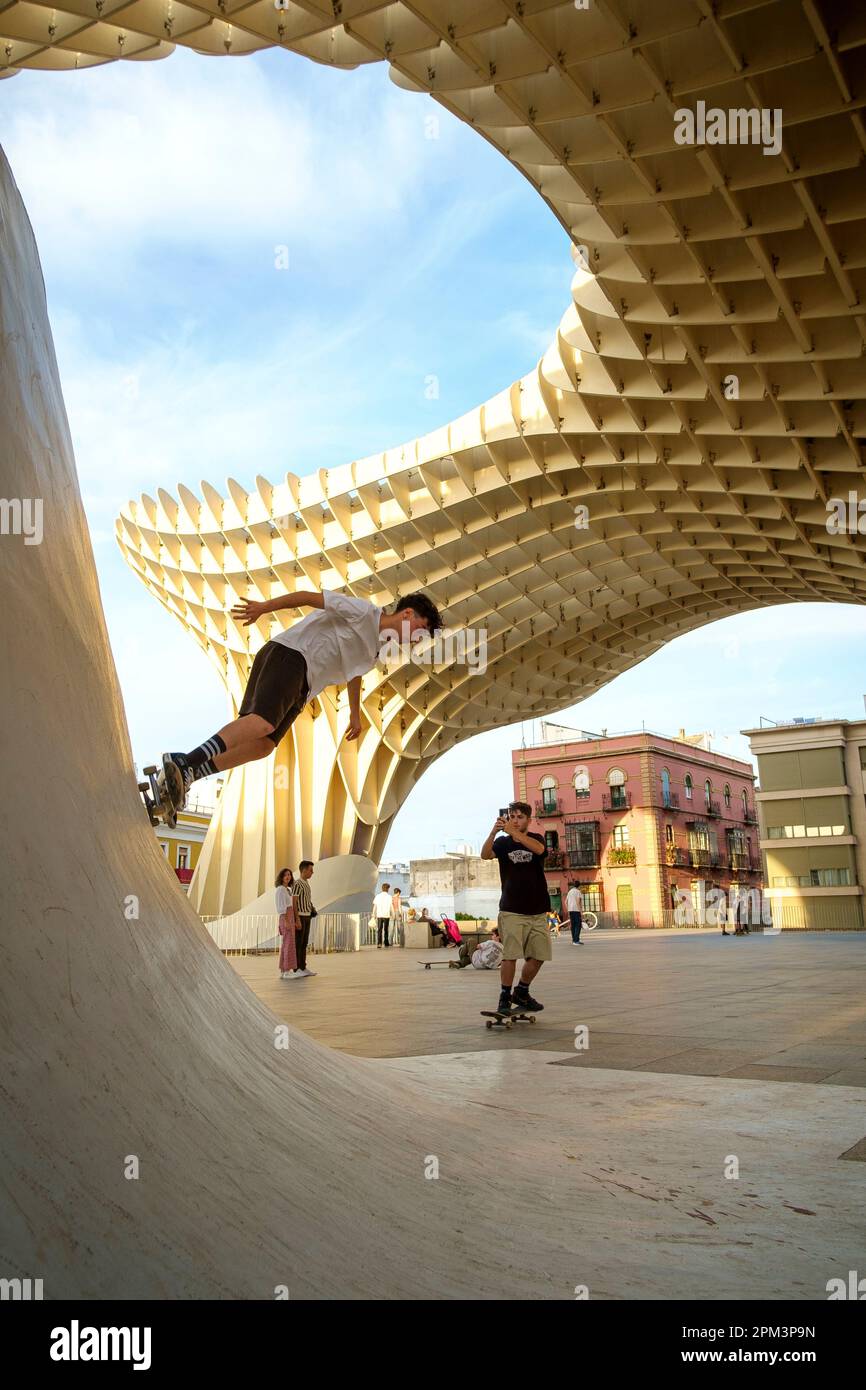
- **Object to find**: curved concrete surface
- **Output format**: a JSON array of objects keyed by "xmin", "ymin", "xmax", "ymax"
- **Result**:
[
  {"xmin": 0, "ymin": 143, "xmax": 534, "ymax": 1300},
  {"xmin": 3, "ymin": 135, "xmax": 865, "ymax": 1299}
]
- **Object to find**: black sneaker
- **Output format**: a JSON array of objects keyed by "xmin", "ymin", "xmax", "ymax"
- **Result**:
[
  {"xmin": 496, "ymin": 993, "xmax": 514, "ymax": 1016},
  {"xmin": 170, "ymin": 753, "xmax": 194, "ymax": 792},
  {"xmin": 511, "ymin": 989, "xmax": 544, "ymax": 1013}
]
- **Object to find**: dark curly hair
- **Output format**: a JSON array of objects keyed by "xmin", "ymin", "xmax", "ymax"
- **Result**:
[
  {"xmin": 274, "ymin": 867, "xmax": 294, "ymax": 888},
  {"xmin": 394, "ymin": 592, "xmax": 443, "ymax": 633}
]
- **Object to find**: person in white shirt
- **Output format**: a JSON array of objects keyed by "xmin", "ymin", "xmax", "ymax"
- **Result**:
[
  {"xmin": 157, "ymin": 588, "xmax": 442, "ymax": 812},
  {"xmin": 373, "ymin": 883, "xmax": 392, "ymax": 950},
  {"xmin": 566, "ymin": 882, "xmax": 584, "ymax": 944}
]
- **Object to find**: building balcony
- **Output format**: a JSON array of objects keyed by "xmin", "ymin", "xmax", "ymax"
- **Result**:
[
  {"xmin": 688, "ymin": 848, "xmax": 719, "ymax": 869},
  {"xmin": 546, "ymin": 849, "xmax": 565, "ymax": 868},
  {"xmin": 607, "ymin": 845, "xmax": 636, "ymax": 867},
  {"xmin": 743, "ymin": 805, "xmax": 759, "ymax": 824},
  {"xmin": 661, "ymin": 792, "xmax": 680, "ymax": 810},
  {"xmin": 567, "ymin": 848, "xmax": 600, "ymax": 869},
  {"xmin": 176, "ymin": 867, "xmax": 194, "ymax": 885},
  {"xmin": 665, "ymin": 845, "xmax": 690, "ymax": 867},
  {"xmin": 704, "ymin": 799, "xmax": 721, "ymax": 818},
  {"xmin": 602, "ymin": 792, "xmax": 632, "ymax": 813},
  {"xmin": 535, "ymin": 798, "xmax": 561, "ymax": 817}
]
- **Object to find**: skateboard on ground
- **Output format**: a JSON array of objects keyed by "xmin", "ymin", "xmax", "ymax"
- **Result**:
[
  {"xmin": 419, "ymin": 958, "xmax": 460, "ymax": 969},
  {"xmin": 480, "ymin": 1009, "xmax": 538, "ymax": 1030},
  {"xmin": 138, "ymin": 764, "xmax": 177, "ymax": 829}
]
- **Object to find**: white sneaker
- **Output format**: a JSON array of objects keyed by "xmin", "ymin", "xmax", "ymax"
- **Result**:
[
  {"xmin": 281, "ymin": 970, "xmax": 301, "ymax": 979},
  {"xmin": 298, "ymin": 968, "xmax": 317, "ymax": 977}
]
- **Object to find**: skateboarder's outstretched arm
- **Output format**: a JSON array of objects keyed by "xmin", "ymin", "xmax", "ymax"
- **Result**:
[{"xmin": 231, "ymin": 590, "xmax": 325, "ymax": 625}]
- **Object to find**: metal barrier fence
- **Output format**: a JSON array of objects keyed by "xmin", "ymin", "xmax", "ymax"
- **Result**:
[
  {"xmin": 363, "ymin": 918, "xmax": 405, "ymax": 947},
  {"xmin": 201, "ymin": 912, "xmax": 361, "ymax": 954},
  {"xmin": 203, "ymin": 907, "xmax": 861, "ymax": 950},
  {"xmin": 309, "ymin": 913, "xmax": 361, "ymax": 953}
]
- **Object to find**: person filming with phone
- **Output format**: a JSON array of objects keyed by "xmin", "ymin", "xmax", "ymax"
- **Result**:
[{"xmin": 480, "ymin": 800, "xmax": 551, "ymax": 1016}]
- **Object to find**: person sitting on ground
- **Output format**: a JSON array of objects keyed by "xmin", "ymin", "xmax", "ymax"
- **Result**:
[{"xmin": 455, "ymin": 927, "xmax": 502, "ymax": 970}]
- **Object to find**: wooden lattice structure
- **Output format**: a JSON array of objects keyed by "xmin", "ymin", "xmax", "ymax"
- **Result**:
[{"xmin": 7, "ymin": 0, "xmax": 863, "ymax": 912}]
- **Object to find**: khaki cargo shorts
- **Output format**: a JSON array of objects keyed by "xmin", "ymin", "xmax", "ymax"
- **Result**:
[{"xmin": 497, "ymin": 911, "xmax": 552, "ymax": 963}]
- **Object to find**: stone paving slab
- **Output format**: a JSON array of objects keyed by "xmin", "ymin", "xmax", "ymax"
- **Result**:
[{"xmin": 231, "ymin": 930, "xmax": 866, "ymax": 1085}]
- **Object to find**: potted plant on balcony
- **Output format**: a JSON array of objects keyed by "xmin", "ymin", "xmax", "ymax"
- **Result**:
[{"xmin": 607, "ymin": 845, "xmax": 636, "ymax": 867}]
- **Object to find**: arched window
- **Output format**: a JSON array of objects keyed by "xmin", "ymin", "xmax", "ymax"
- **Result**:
[
  {"xmin": 724, "ymin": 784, "xmax": 731, "ymax": 808},
  {"xmin": 704, "ymin": 779, "xmax": 712, "ymax": 810},
  {"xmin": 573, "ymin": 765, "xmax": 590, "ymax": 798},
  {"xmin": 665, "ymin": 823, "xmax": 673, "ymax": 843},
  {"xmin": 539, "ymin": 775, "xmax": 557, "ymax": 814},
  {"xmin": 661, "ymin": 768, "xmax": 671, "ymax": 807},
  {"xmin": 742, "ymin": 788, "xmax": 748, "ymax": 819},
  {"xmin": 608, "ymin": 768, "xmax": 627, "ymax": 809},
  {"xmin": 684, "ymin": 774, "xmax": 693, "ymax": 801}
]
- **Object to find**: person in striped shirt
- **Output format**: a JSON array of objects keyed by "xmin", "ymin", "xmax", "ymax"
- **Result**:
[{"xmin": 291, "ymin": 861, "xmax": 316, "ymax": 978}]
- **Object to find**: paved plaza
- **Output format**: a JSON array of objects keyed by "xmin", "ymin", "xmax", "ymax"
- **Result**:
[
  {"xmin": 228, "ymin": 929, "xmax": 866, "ymax": 1299},
  {"xmin": 232, "ymin": 928, "xmax": 866, "ymax": 1083}
]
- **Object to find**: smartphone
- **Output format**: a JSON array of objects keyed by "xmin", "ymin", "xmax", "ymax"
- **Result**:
[{"xmin": 498, "ymin": 807, "xmax": 510, "ymax": 818}]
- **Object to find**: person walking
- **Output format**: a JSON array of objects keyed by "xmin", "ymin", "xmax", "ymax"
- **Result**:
[
  {"xmin": 566, "ymin": 881, "xmax": 584, "ymax": 944},
  {"xmin": 480, "ymin": 800, "xmax": 551, "ymax": 1016},
  {"xmin": 291, "ymin": 860, "xmax": 317, "ymax": 977},
  {"xmin": 373, "ymin": 882, "xmax": 392, "ymax": 949},
  {"xmin": 275, "ymin": 867, "xmax": 300, "ymax": 979}
]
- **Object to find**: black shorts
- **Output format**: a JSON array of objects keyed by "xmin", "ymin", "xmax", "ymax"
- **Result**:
[{"xmin": 238, "ymin": 641, "xmax": 309, "ymax": 744}]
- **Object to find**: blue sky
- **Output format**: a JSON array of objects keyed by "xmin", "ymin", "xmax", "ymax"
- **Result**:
[{"xmin": 3, "ymin": 48, "xmax": 865, "ymax": 860}]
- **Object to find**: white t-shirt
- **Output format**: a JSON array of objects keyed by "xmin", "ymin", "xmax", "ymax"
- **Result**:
[
  {"xmin": 270, "ymin": 590, "xmax": 381, "ymax": 701},
  {"xmin": 373, "ymin": 891, "xmax": 392, "ymax": 918},
  {"xmin": 472, "ymin": 940, "xmax": 503, "ymax": 969},
  {"xmin": 566, "ymin": 887, "xmax": 583, "ymax": 913},
  {"xmin": 275, "ymin": 885, "xmax": 292, "ymax": 915}
]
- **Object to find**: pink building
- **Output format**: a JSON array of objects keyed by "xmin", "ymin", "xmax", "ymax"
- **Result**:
[{"xmin": 512, "ymin": 729, "xmax": 761, "ymax": 926}]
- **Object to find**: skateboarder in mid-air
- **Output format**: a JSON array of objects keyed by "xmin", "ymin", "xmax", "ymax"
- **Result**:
[
  {"xmin": 152, "ymin": 587, "xmax": 442, "ymax": 817},
  {"xmin": 480, "ymin": 801, "xmax": 551, "ymax": 1017}
]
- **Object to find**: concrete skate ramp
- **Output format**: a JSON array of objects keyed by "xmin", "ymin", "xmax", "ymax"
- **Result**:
[
  {"xmin": 4, "ymin": 143, "xmax": 605, "ymax": 1301},
  {"xmin": 0, "ymin": 146, "xmax": 483, "ymax": 1299},
  {"xmin": 8, "ymin": 146, "xmax": 866, "ymax": 1303}
]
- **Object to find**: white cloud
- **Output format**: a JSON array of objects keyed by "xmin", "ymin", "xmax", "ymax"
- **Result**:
[{"xmin": 1, "ymin": 50, "xmax": 459, "ymax": 279}]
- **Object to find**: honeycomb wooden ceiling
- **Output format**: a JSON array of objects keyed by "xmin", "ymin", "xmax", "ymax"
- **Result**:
[{"xmin": 9, "ymin": 0, "xmax": 863, "ymax": 757}]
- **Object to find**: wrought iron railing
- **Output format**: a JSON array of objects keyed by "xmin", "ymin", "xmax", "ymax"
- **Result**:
[{"xmin": 201, "ymin": 912, "xmax": 362, "ymax": 954}]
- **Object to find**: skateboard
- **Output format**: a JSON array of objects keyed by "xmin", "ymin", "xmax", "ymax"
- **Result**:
[
  {"xmin": 480, "ymin": 1009, "xmax": 538, "ymax": 1030},
  {"xmin": 138, "ymin": 764, "xmax": 177, "ymax": 829},
  {"xmin": 419, "ymin": 958, "xmax": 460, "ymax": 969}
]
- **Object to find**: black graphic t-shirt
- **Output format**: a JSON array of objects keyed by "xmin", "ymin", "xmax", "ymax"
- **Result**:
[{"xmin": 492, "ymin": 833, "xmax": 550, "ymax": 915}]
